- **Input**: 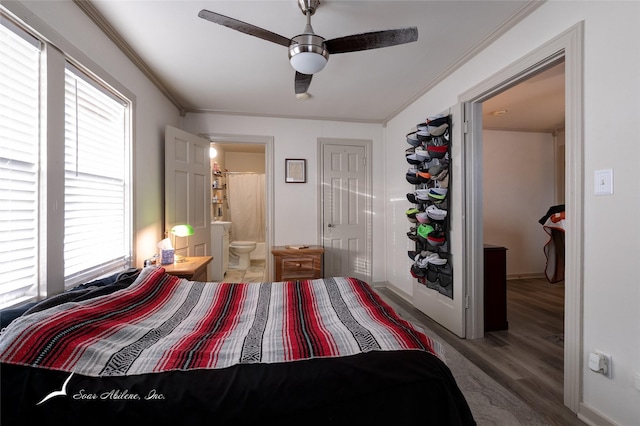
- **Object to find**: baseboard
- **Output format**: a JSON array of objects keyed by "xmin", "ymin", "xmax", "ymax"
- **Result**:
[
  {"xmin": 507, "ymin": 272, "xmax": 546, "ymax": 280},
  {"xmin": 578, "ymin": 403, "xmax": 618, "ymax": 426},
  {"xmin": 376, "ymin": 281, "xmax": 413, "ymax": 304}
]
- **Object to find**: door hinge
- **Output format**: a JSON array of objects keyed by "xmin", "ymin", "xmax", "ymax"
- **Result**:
[
  {"xmin": 465, "ymin": 294, "xmax": 470, "ymax": 309},
  {"xmin": 363, "ymin": 157, "xmax": 366, "ymax": 166},
  {"xmin": 463, "ymin": 121, "xmax": 469, "ymax": 134}
]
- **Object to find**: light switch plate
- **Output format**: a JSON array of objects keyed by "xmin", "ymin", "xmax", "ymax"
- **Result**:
[{"xmin": 594, "ymin": 169, "xmax": 613, "ymax": 195}]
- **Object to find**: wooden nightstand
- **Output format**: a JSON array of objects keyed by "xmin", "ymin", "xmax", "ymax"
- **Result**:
[
  {"xmin": 162, "ymin": 256, "xmax": 213, "ymax": 282},
  {"xmin": 271, "ymin": 246, "xmax": 324, "ymax": 281}
]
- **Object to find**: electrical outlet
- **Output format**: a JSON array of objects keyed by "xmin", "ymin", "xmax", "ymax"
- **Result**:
[
  {"xmin": 600, "ymin": 352, "xmax": 612, "ymax": 378},
  {"xmin": 589, "ymin": 351, "xmax": 613, "ymax": 379}
]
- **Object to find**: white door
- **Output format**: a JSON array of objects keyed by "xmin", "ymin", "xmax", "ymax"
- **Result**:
[
  {"xmin": 321, "ymin": 141, "xmax": 370, "ymax": 283},
  {"xmin": 165, "ymin": 125, "xmax": 211, "ymax": 259},
  {"xmin": 412, "ymin": 108, "xmax": 466, "ymax": 338}
]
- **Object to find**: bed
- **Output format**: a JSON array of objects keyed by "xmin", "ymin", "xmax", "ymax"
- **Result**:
[{"xmin": 0, "ymin": 267, "xmax": 475, "ymax": 425}]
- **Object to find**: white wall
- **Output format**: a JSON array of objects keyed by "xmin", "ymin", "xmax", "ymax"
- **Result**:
[
  {"xmin": 483, "ymin": 130, "xmax": 555, "ymax": 277},
  {"xmin": 5, "ymin": 0, "xmax": 182, "ymax": 266},
  {"xmin": 385, "ymin": 1, "xmax": 640, "ymax": 424},
  {"xmin": 183, "ymin": 113, "xmax": 386, "ymax": 281}
]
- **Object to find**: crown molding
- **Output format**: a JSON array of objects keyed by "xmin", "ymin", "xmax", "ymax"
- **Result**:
[
  {"xmin": 73, "ymin": 0, "xmax": 186, "ymax": 115},
  {"xmin": 383, "ymin": 0, "xmax": 546, "ymax": 124}
]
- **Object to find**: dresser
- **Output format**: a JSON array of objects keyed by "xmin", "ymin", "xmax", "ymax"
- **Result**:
[
  {"xmin": 483, "ymin": 245, "xmax": 508, "ymax": 331},
  {"xmin": 162, "ymin": 256, "xmax": 212, "ymax": 282},
  {"xmin": 271, "ymin": 246, "xmax": 324, "ymax": 281}
]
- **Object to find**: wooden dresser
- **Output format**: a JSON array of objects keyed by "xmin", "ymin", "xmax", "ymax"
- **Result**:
[
  {"xmin": 483, "ymin": 245, "xmax": 508, "ymax": 331},
  {"xmin": 271, "ymin": 246, "xmax": 324, "ymax": 281}
]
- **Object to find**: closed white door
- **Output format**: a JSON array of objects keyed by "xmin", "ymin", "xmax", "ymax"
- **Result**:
[
  {"xmin": 165, "ymin": 125, "xmax": 211, "ymax": 259},
  {"xmin": 321, "ymin": 141, "xmax": 370, "ymax": 282}
]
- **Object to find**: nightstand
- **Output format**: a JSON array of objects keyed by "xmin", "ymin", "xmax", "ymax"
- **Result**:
[
  {"xmin": 271, "ymin": 246, "xmax": 324, "ymax": 281},
  {"xmin": 162, "ymin": 256, "xmax": 213, "ymax": 282}
]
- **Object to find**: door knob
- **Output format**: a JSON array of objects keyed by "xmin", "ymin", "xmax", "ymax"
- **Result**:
[{"xmin": 327, "ymin": 223, "xmax": 334, "ymax": 228}]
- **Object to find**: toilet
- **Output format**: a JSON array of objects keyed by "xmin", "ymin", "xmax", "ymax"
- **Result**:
[{"xmin": 229, "ymin": 241, "xmax": 257, "ymax": 270}]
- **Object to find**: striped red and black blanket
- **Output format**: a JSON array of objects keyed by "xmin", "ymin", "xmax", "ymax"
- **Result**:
[{"xmin": 0, "ymin": 267, "xmax": 440, "ymax": 376}]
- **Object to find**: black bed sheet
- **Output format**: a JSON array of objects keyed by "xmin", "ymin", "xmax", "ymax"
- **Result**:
[{"xmin": 1, "ymin": 349, "xmax": 475, "ymax": 425}]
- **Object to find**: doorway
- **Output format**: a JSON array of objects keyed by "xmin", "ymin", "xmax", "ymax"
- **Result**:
[
  {"xmin": 481, "ymin": 60, "xmax": 567, "ymax": 412},
  {"xmin": 460, "ymin": 23, "xmax": 584, "ymax": 412},
  {"xmin": 200, "ymin": 133, "xmax": 275, "ymax": 281}
]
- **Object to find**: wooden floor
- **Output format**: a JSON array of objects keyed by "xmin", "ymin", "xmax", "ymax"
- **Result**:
[{"xmin": 382, "ymin": 277, "xmax": 585, "ymax": 426}]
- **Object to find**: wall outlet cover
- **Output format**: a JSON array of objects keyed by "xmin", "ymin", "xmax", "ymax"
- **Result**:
[{"xmin": 594, "ymin": 169, "xmax": 613, "ymax": 195}]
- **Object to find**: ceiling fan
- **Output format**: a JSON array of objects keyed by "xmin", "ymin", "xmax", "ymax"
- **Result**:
[{"xmin": 198, "ymin": 0, "xmax": 418, "ymax": 96}]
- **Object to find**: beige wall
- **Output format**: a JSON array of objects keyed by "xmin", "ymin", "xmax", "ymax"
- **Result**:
[
  {"xmin": 482, "ymin": 130, "xmax": 556, "ymax": 278},
  {"xmin": 225, "ymin": 152, "xmax": 265, "ymax": 173}
]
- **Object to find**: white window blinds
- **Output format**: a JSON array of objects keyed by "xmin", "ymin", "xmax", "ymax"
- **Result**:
[
  {"xmin": 0, "ymin": 18, "xmax": 41, "ymax": 308},
  {"xmin": 64, "ymin": 64, "xmax": 131, "ymax": 286}
]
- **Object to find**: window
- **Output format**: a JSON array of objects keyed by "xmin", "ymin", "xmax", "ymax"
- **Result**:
[
  {"xmin": 0, "ymin": 17, "xmax": 41, "ymax": 307},
  {"xmin": 0, "ymin": 13, "xmax": 132, "ymax": 308},
  {"xmin": 64, "ymin": 65, "xmax": 131, "ymax": 287}
]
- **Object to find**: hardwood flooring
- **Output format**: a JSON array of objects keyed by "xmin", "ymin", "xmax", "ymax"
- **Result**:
[{"xmin": 380, "ymin": 277, "xmax": 585, "ymax": 426}]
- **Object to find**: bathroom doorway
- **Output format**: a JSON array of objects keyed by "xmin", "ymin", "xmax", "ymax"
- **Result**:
[{"xmin": 202, "ymin": 133, "xmax": 274, "ymax": 282}]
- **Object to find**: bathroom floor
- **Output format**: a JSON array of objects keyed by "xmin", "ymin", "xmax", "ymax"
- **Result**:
[{"xmin": 222, "ymin": 260, "xmax": 267, "ymax": 283}]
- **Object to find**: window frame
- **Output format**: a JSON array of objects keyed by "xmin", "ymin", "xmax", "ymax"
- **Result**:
[
  {"xmin": 0, "ymin": 8, "xmax": 134, "ymax": 307},
  {"xmin": 0, "ymin": 14, "xmax": 42, "ymax": 308},
  {"xmin": 63, "ymin": 61, "xmax": 132, "ymax": 288}
]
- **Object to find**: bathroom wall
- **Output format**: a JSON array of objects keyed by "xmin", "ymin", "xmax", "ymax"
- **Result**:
[{"xmin": 225, "ymin": 152, "xmax": 265, "ymax": 173}]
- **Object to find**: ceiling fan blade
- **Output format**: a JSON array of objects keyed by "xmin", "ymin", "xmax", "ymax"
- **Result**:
[
  {"xmin": 325, "ymin": 27, "xmax": 418, "ymax": 54},
  {"xmin": 198, "ymin": 9, "xmax": 291, "ymax": 47},
  {"xmin": 295, "ymin": 72, "xmax": 313, "ymax": 94}
]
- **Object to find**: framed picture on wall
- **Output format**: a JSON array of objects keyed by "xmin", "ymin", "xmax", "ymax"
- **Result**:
[{"xmin": 285, "ymin": 159, "xmax": 306, "ymax": 183}]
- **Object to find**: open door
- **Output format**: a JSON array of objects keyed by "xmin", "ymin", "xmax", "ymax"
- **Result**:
[
  {"xmin": 411, "ymin": 107, "xmax": 466, "ymax": 338},
  {"xmin": 165, "ymin": 125, "xmax": 211, "ymax": 259}
]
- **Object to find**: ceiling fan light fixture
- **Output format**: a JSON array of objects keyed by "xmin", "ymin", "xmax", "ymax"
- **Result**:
[
  {"xmin": 290, "ymin": 52, "xmax": 327, "ymax": 74},
  {"xmin": 199, "ymin": 3, "xmax": 418, "ymax": 95},
  {"xmin": 289, "ymin": 34, "xmax": 328, "ymax": 75}
]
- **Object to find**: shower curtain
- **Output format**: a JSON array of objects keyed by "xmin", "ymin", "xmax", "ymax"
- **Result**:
[{"xmin": 227, "ymin": 173, "xmax": 266, "ymax": 242}]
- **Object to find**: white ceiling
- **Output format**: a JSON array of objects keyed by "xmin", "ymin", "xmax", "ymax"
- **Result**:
[
  {"xmin": 482, "ymin": 61, "xmax": 565, "ymax": 133},
  {"xmin": 83, "ymin": 0, "xmax": 562, "ymax": 129}
]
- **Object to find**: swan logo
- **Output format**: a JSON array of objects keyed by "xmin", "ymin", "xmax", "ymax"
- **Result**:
[
  {"xmin": 35, "ymin": 373, "xmax": 166, "ymax": 404},
  {"xmin": 37, "ymin": 373, "xmax": 74, "ymax": 405}
]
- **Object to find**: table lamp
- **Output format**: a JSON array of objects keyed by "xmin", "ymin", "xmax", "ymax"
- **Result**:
[{"xmin": 171, "ymin": 224, "xmax": 194, "ymax": 262}]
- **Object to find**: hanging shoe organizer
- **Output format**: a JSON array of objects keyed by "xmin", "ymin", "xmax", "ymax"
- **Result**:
[{"xmin": 405, "ymin": 114, "xmax": 453, "ymax": 299}]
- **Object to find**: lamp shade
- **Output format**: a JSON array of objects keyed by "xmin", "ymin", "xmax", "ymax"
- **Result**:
[
  {"xmin": 290, "ymin": 52, "xmax": 327, "ymax": 75},
  {"xmin": 288, "ymin": 33, "xmax": 328, "ymax": 75},
  {"xmin": 171, "ymin": 224, "xmax": 194, "ymax": 237}
]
